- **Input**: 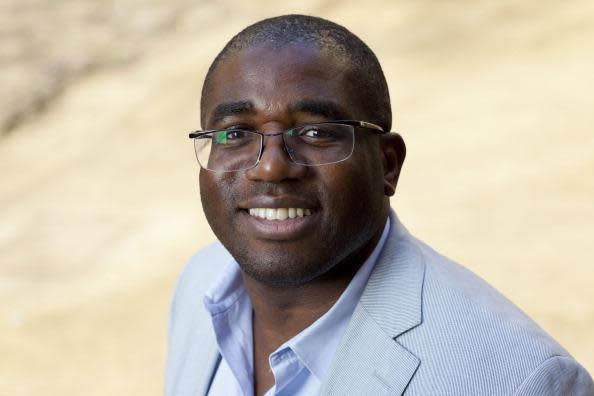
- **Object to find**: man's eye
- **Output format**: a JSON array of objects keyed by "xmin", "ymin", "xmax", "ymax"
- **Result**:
[
  {"xmin": 300, "ymin": 127, "xmax": 333, "ymax": 139},
  {"xmin": 227, "ymin": 130, "xmax": 249, "ymax": 139},
  {"xmin": 213, "ymin": 129, "xmax": 250, "ymax": 144}
]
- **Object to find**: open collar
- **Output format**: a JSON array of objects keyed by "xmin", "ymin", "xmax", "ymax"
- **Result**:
[{"xmin": 189, "ymin": 211, "xmax": 425, "ymax": 396}]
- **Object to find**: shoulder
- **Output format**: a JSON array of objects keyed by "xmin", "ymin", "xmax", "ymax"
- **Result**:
[
  {"xmin": 514, "ymin": 355, "xmax": 594, "ymax": 395},
  {"xmin": 174, "ymin": 242, "xmax": 232, "ymax": 293},
  {"xmin": 413, "ymin": 236, "xmax": 547, "ymax": 329},
  {"xmin": 169, "ymin": 241, "xmax": 233, "ymax": 314},
  {"xmin": 168, "ymin": 241, "xmax": 233, "ymax": 337},
  {"xmin": 391, "ymin": 230, "xmax": 593, "ymax": 393},
  {"xmin": 166, "ymin": 242, "xmax": 231, "ymax": 394}
]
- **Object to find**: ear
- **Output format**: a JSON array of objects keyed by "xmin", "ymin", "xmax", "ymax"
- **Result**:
[{"xmin": 380, "ymin": 133, "xmax": 406, "ymax": 197}]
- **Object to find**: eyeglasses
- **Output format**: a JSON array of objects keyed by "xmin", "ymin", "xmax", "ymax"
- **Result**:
[{"xmin": 188, "ymin": 120, "xmax": 386, "ymax": 173}]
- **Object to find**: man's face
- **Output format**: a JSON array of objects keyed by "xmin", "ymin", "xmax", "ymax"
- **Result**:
[{"xmin": 199, "ymin": 43, "xmax": 391, "ymax": 286}]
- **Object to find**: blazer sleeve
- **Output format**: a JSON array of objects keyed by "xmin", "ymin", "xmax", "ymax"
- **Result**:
[{"xmin": 515, "ymin": 355, "xmax": 594, "ymax": 395}]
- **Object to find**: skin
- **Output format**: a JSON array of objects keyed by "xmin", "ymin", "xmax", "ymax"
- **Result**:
[{"xmin": 199, "ymin": 42, "xmax": 405, "ymax": 395}]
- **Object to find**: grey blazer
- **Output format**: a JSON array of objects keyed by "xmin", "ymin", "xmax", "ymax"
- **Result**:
[{"xmin": 166, "ymin": 211, "xmax": 593, "ymax": 395}]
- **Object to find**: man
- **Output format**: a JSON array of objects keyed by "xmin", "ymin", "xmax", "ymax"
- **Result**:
[{"xmin": 166, "ymin": 15, "xmax": 593, "ymax": 395}]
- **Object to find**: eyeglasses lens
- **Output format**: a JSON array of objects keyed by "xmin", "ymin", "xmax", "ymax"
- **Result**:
[{"xmin": 194, "ymin": 124, "xmax": 355, "ymax": 172}]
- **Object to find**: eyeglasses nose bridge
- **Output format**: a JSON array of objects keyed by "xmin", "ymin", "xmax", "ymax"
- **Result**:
[{"xmin": 257, "ymin": 130, "xmax": 292, "ymax": 161}]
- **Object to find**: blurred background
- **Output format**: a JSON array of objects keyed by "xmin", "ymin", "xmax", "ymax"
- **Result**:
[{"xmin": 1, "ymin": 0, "xmax": 593, "ymax": 394}]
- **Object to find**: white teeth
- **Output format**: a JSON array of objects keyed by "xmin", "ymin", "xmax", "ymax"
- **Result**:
[
  {"xmin": 277, "ymin": 208, "xmax": 288, "ymax": 220},
  {"xmin": 266, "ymin": 208, "xmax": 276, "ymax": 220},
  {"xmin": 247, "ymin": 208, "xmax": 314, "ymax": 220}
]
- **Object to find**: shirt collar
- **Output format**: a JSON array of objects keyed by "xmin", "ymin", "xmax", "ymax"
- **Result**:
[
  {"xmin": 203, "ymin": 259, "xmax": 246, "ymax": 315},
  {"xmin": 203, "ymin": 218, "xmax": 391, "ymax": 385},
  {"xmin": 203, "ymin": 260, "xmax": 254, "ymax": 393}
]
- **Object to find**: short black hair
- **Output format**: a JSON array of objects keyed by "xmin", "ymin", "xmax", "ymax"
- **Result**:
[{"xmin": 200, "ymin": 14, "xmax": 392, "ymax": 131}]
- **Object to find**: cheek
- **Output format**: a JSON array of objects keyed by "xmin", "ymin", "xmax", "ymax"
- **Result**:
[
  {"xmin": 199, "ymin": 171, "xmax": 217, "ymax": 206},
  {"xmin": 199, "ymin": 171, "xmax": 237, "ymax": 220},
  {"xmin": 356, "ymin": 141, "xmax": 386, "ymax": 193},
  {"xmin": 321, "ymin": 162, "xmax": 382, "ymax": 218},
  {"xmin": 329, "ymin": 148, "xmax": 386, "ymax": 217}
]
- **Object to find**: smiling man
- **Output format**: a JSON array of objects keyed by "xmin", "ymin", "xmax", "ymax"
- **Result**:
[{"xmin": 166, "ymin": 15, "xmax": 593, "ymax": 396}]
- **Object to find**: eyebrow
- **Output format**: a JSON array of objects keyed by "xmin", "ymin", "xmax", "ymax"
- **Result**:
[
  {"xmin": 210, "ymin": 100, "xmax": 255, "ymax": 124},
  {"xmin": 289, "ymin": 99, "xmax": 350, "ymax": 120},
  {"xmin": 209, "ymin": 98, "xmax": 349, "ymax": 125}
]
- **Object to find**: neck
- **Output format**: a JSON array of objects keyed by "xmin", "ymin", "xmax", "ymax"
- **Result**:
[
  {"xmin": 243, "ymin": 224, "xmax": 384, "ymax": 351},
  {"xmin": 244, "ymin": 268, "xmax": 353, "ymax": 343}
]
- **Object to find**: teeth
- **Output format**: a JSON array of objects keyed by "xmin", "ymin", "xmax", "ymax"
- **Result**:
[
  {"xmin": 266, "ymin": 208, "xmax": 275, "ymax": 220},
  {"xmin": 277, "ymin": 208, "xmax": 288, "ymax": 220},
  {"xmin": 247, "ymin": 208, "xmax": 314, "ymax": 220}
]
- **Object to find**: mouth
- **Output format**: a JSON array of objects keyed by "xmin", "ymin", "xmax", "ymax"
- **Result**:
[
  {"xmin": 247, "ymin": 207, "xmax": 313, "ymax": 220},
  {"xmin": 239, "ymin": 205, "xmax": 318, "ymax": 241}
]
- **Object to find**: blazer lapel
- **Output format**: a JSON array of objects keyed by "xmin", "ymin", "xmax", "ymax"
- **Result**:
[{"xmin": 321, "ymin": 212, "xmax": 425, "ymax": 395}]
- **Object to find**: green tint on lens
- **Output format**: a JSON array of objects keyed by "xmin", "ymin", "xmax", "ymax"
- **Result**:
[{"xmin": 214, "ymin": 131, "xmax": 227, "ymax": 144}]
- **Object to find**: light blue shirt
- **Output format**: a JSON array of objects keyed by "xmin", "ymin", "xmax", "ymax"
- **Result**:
[{"xmin": 204, "ymin": 220, "xmax": 390, "ymax": 396}]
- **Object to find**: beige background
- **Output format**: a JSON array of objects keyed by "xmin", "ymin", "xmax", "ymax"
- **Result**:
[{"xmin": 1, "ymin": 1, "xmax": 593, "ymax": 394}]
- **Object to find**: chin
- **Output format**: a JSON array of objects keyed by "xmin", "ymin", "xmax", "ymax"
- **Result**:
[{"xmin": 233, "ymin": 247, "xmax": 335, "ymax": 287}]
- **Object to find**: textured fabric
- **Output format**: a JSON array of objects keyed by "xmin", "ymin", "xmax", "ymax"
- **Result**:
[
  {"xmin": 166, "ymin": 210, "xmax": 594, "ymax": 395},
  {"xmin": 204, "ymin": 220, "xmax": 390, "ymax": 396}
]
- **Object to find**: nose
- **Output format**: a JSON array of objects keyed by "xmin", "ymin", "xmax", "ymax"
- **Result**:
[{"xmin": 245, "ymin": 133, "xmax": 307, "ymax": 182}]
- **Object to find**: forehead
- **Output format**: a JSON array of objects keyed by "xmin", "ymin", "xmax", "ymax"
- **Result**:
[{"xmin": 203, "ymin": 43, "xmax": 359, "ymax": 126}]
